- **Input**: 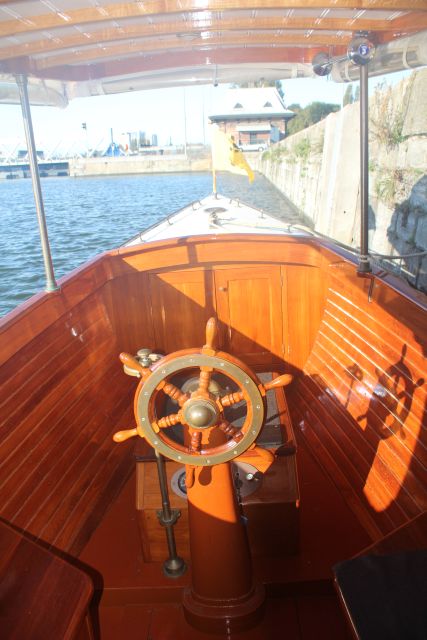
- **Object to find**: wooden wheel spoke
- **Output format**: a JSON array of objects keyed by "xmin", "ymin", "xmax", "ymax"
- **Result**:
[
  {"xmin": 156, "ymin": 412, "xmax": 181, "ymax": 429},
  {"xmin": 219, "ymin": 390, "xmax": 245, "ymax": 407},
  {"xmin": 162, "ymin": 382, "xmax": 189, "ymax": 406},
  {"xmin": 219, "ymin": 420, "xmax": 244, "ymax": 441},
  {"xmin": 197, "ymin": 367, "xmax": 212, "ymax": 395},
  {"xmin": 189, "ymin": 430, "xmax": 202, "ymax": 453}
]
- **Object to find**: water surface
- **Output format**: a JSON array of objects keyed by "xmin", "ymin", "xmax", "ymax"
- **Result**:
[{"xmin": 0, "ymin": 172, "xmax": 299, "ymax": 316}]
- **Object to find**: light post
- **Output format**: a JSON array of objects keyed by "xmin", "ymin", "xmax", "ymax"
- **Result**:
[{"xmin": 82, "ymin": 122, "xmax": 89, "ymax": 158}]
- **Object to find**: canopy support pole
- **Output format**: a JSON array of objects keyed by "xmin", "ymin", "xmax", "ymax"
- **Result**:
[
  {"xmin": 15, "ymin": 74, "xmax": 58, "ymax": 292},
  {"xmin": 358, "ymin": 63, "xmax": 371, "ymax": 274}
]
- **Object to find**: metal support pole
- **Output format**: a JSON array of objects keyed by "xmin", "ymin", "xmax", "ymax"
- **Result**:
[
  {"xmin": 358, "ymin": 63, "xmax": 371, "ymax": 274},
  {"xmin": 154, "ymin": 450, "xmax": 186, "ymax": 578},
  {"xmin": 15, "ymin": 75, "xmax": 58, "ymax": 292}
]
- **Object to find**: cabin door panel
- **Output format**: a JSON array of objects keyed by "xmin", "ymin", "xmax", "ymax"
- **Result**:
[
  {"xmin": 214, "ymin": 266, "xmax": 283, "ymax": 365},
  {"xmin": 149, "ymin": 270, "xmax": 214, "ymax": 354},
  {"xmin": 282, "ymin": 265, "xmax": 326, "ymax": 371}
]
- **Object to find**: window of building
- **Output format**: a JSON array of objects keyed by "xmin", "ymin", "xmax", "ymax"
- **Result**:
[{"xmin": 249, "ymin": 132, "xmax": 263, "ymax": 144}]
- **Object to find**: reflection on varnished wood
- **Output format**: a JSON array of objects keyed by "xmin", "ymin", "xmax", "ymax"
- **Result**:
[
  {"xmin": 295, "ymin": 263, "xmax": 426, "ymax": 540},
  {"xmin": 357, "ymin": 345, "xmax": 425, "ymax": 440}
]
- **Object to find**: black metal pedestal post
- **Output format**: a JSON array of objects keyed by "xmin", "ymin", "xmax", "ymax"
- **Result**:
[{"xmin": 155, "ymin": 450, "xmax": 187, "ymax": 578}]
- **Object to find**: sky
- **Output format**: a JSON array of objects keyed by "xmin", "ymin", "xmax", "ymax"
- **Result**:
[{"xmin": 0, "ymin": 71, "xmax": 411, "ymax": 157}]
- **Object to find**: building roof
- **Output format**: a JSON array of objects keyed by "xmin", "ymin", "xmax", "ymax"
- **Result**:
[{"xmin": 209, "ymin": 88, "xmax": 294, "ymax": 122}]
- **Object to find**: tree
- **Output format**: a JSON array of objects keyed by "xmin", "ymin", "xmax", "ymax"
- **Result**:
[
  {"xmin": 287, "ymin": 103, "xmax": 302, "ymax": 112},
  {"xmin": 287, "ymin": 102, "xmax": 340, "ymax": 136},
  {"xmin": 306, "ymin": 102, "xmax": 340, "ymax": 123},
  {"xmin": 232, "ymin": 79, "xmax": 284, "ymax": 100},
  {"xmin": 354, "ymin": 85, "xmax": 360, "ymax": 103},
  {"xmin": 343, "ymin": 84, "xmax": 354, "ymax": 106}
]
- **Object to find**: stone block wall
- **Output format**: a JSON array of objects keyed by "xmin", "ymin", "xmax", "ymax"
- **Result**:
[{"xmin": 254, "ymin": 68, "xmax": 427, "ymax": 292}]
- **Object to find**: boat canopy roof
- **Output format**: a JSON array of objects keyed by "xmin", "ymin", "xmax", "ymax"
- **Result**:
[{"xmin": 0, "ymin": 0, "xmax": 426, "ymax": 106}]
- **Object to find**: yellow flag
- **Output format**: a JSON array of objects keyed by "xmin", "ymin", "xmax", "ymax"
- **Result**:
[{"xmin": 211, "ymin": 124, "xmax": 254, "ymax": 183}]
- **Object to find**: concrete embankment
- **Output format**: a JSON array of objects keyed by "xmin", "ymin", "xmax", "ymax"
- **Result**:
[
  {"xmin": 69, "ymin": 154, "xmax": 210, "ymax": 177},
  {"xmin": 252, "ymin": 68, "xmax": 427, "ymax": 291}
]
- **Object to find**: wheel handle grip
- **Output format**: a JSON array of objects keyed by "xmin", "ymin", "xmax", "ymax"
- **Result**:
[
  {"xmin": 263, "ymin": 374, "xmax": 293, "ymax": 391},
  {"xmin": 113, "ymin": 428, "xmax": 138, "ymax": 442}
]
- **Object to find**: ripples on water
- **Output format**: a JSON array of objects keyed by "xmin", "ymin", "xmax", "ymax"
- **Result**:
[{"xmin": 0, "ymin": 172, "xmax": 299, "ymax": 316}]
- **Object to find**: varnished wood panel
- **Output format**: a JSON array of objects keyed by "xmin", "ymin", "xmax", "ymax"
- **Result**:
[
  {"xmin": 0, "ymin": 277, "xmax": 135, "ymax": 556},
  {"xmin": 214, "ymin": 265, "xmax": 283, "ymax": 363},
  {"xmin": 282, "ymin": 264, "xmax": 327, "ymax": 371},
  {"xmin": 0, "ymin": 254, "xmax": 111, "ymax": 366},
  {"xmin": 103, "ymin": 273, "xmax": 155, "ymax": 354},
  {"xmin": 149, "ymin": 269, "xmax": 215, "ymax": 353},
  {"xmin": 289, "ymin": 262, "xmax": 427, "ymax": 541},
  {"xmin": 3, "ymin": 0, "xmax": 425, "ymax": 39}
]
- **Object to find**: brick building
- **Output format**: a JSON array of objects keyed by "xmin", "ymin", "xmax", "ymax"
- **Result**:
[{"xmin": 209, "ymin": 88, "xmax": 294, "ymax": 151}]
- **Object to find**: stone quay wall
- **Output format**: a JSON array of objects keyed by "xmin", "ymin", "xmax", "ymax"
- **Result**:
[
  {"xmin": 253, "ymin": 68, "xmax": 427, "ymax": 291},
  {"xmin": 69, "ymin": 154, "xmax": 210, "ymax": 177}
]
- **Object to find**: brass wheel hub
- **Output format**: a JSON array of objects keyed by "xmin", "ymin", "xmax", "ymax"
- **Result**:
[{"xmin": 183, "ymin": 397, "xmax": 219, "ymax": 429}]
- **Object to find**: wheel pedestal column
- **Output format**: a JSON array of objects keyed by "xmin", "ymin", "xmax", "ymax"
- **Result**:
[{"xmin": 183, "ymin": 432, "xmax": 264, "ymax": 633}]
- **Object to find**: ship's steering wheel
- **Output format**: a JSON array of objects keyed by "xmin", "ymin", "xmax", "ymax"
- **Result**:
[{"xmin": 114, "ymin": 318, "xmax": 292, "ymax": 467}]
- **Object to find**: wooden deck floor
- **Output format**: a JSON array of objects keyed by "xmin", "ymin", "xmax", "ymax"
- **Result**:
[
  {"xmin": 79, "ymin": 431, "xmax": 371, "ymax": 639},
  {"xmin": 97, "ymin": 594, "xmax": 352, "ymax": 640}
]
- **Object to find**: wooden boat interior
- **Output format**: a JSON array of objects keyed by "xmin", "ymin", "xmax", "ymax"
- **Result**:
[
  {"xmin": 1, "ymin": 232, "xmax": 426, "ymax": 638},
  {"xmin": 1, "ymin": 0, "xmax": 427, "ymax": 637}
]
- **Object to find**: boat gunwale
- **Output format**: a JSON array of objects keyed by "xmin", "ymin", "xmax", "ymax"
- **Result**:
[{"xmin": 1, "ymin": 232, "xmax": 425, "ymax": 347}]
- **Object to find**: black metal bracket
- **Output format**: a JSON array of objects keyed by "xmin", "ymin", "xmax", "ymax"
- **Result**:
[{"xmin": 156, "ymin": 508, "xmax": 181, "ymax": 528}]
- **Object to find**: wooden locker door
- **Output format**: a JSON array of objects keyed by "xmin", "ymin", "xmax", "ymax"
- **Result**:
[
  {"xmin": 214, "ymin": 266, "xmax": 283, "ymax": 365},
  {"xmin": 149, "ymin": 269, "xmax": 214, "ymax": 354}
]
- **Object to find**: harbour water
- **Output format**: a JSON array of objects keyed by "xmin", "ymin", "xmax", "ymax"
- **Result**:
[{"xmin": 0, "ymin": 172, "xmax": 300, "ymax": 316}]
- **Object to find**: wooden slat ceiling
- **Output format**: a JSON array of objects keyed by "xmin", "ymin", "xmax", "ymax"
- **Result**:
[{"xmin": 0, "ymin": 0, "xmax": 426, "ymax": 84}]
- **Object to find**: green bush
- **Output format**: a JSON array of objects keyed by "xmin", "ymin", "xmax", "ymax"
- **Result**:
[{"xmin": 293, "ymin": 138, "xmax": 311, "ymax": 162}]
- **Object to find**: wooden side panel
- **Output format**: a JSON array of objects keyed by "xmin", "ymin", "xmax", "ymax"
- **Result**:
[
  {"xmin": 0, "ymin": 281, "xmax": 135, "ymax": 556},
  {"xmin": 289, "ymin": 263, "xmax": 427, "ymax": 541},
  {"xmin": 283, "ymin": 264, "xmax": 327, "ymax": 371},
  {"xmin": 103, "ymin": 272, "xmax": 155, "ymax": 354},
  {"xmin": 149, "ymin": 269, "xmax": 215, "ymax": 353},
  {"xmin": 0, "ymin": 255, "xmax": 111, "ymax": 367},
  {"xmin": 214, "ymin": 266, "xmax": 283, "ymax": 364}
]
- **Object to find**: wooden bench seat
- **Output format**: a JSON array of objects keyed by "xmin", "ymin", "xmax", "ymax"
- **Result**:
[
  {"xmin": 334, "ymin": 549, "xmax": 427, "ymax": 640},
  {"xmin": 333, "ymin": 512, "xmax": 427, "ymax": 639},
  {"xmin": 0, "ymin": 520, "xmax": 94, "ymax": 640}
]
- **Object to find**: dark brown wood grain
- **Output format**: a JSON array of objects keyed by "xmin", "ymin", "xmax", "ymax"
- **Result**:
[{"xmin": 0, "ymin": 520, "xmax": 93, "ymax": 640}]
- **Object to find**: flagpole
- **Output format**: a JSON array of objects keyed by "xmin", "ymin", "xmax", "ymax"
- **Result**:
[{"xmin": 211, "ymin": 124, "xmax": 217, "ymax": 195}]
